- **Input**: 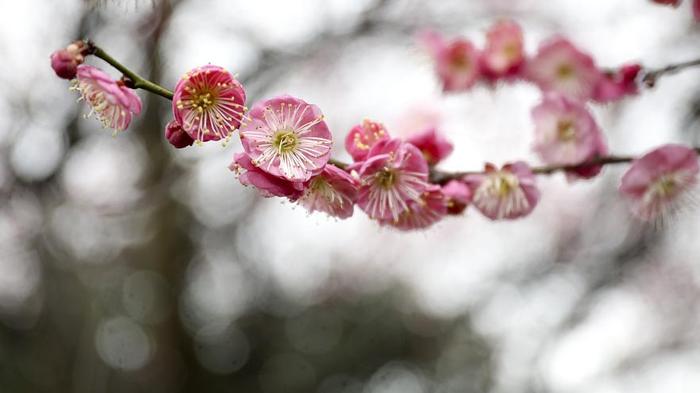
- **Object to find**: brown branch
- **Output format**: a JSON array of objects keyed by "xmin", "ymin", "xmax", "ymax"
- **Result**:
[{"xmin": 642, "ymin": 57, "xmax": 700, "ymax": 88}]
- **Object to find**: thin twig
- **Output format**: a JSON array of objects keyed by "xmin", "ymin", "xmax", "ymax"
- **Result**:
[
  {"xmin": 642, "ymin": 57, "xmax": 700, "ymax": 88},
  {"xmin": 90, "ymin": 43, "xmax": 174, "ymax": 99},
  {"xmin": 429, "ymin": 155, "xmax": 636, "ymax": 184}
]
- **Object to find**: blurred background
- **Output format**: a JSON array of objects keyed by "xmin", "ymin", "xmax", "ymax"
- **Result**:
[{"xmin": 2, "ymin": 0, "xmax": 700, "ymax": 391}]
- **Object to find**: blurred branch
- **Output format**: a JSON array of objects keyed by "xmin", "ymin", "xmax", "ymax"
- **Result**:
[
  {"xmin": 430, "ymin": 154, "xmax": 637, "ymax": 184},
  {"xmin": 643, "ymin": 57, "xmax": 700, "ymax": 88}
]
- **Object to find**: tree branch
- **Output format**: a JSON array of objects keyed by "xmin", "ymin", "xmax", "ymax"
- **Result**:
[{"xmin": 90, "ymin": 43, "xmax": 174, "ymax": 99}]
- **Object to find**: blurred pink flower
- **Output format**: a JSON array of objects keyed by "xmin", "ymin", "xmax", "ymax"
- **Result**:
[
  {"xmin": 298, "ymin": 165, "xmax": 358, "ymax": 219},
  {"xmin": 164, "ymin": 119, "xmax": 194, "ymax": 149},
  {"xmin": 239, "ymin": 95, "xmax": 332, "ymax": 182},
  {"xmin": 480, "ymin": 20, "xmax": 525, "ymax": 80},
  {"xmin": 229, "ymin": 152, "xmax": 305, "ymax": 200},
  {"xmin": 71, "ymin": 65, "xmax": 142, "ymax": 132},
  {"xmin": 417, "ymin": 29, "xmax": 445, "ymax": 58},
  {"xmin": 466, "ymin": 162, "xmax": 540, "ymax": 220},
  {"xmin": 173, "ymin": 65, "xmax": 246, "ymax": 144},
  {"xmin": 442, "ymin": 180, "xmax": 472, "ymax": 215},
  {"xmin": 694, "ymin": 0, "xmax": 700, "ymax": 20},
  {"xmin": 620, "ymin": 144, "xmax": 699, "ymax": 220},
  {"xmin": 650, "ymin": 0, "xmax": 681, "ymax": 6},
  {"xmin": 380, "ymin": 186, "xmax": 447, "ymax": 230},
  {"xmin": 357, "ymin": 138, "xmax": 430, "ymax": 221},
  {"xmin": 592, "ymin": 64, "xmax": 642, "ymax": 103},
  {"xmin": 526, "ymin": 38, "xmax": 603, "ymax": 100},
  {"xmin": 531, "ymin": 93, "xmax": 604, "ymax": 166},
  {"xmin": 345, "ymin": 119, "xmax": 389, "ymax": 162},
  {"xmin": 406, "ymin": 127, "xmax": 454, "ymax": 165},
  {"xmin": 419, "ymin": 30, "xmax": 481, "ymax": 92},
  {"xmin": 392, "ymin": 103, "xmax": 443, "ymax": 138}
]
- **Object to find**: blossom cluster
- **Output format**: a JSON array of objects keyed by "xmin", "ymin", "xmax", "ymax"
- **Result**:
[
  {"xmin": 230, "ymin": 110, "xmax": 543, "ymax": 228},
  {"xmin": 418, "ymin": 20, "xmax": 641, "ymax": 103},
  {"xmin": 50, "ymin": 14, "xmax": 700, "ymax": 229}
]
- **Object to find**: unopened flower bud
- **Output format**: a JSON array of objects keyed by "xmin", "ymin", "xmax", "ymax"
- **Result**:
[
  {"xmin": 50, "ymin": 41, "xmax": 89, "ymax": 80},
  {"xmin": 165, "ymin": 120, "xmax": 194, "ymax": 148}
]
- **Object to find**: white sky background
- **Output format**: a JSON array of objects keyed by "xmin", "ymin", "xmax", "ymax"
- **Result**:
[{"xmin": 1, "ymin": 0, "xmax": 700, "ymax": 392}]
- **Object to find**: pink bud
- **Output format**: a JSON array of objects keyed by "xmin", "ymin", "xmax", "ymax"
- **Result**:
[
  {"xmin": 345, "ymin": 119, "xmax": 390, "ymax": 162},
  {"xmin": 50, "ymin": 50, "xmax": 81, "ymax": 79},
  {"xmin": 50, "ymin": 41, "xmax": 88, "ymax": 80},
  {"xmin": 405, "ymin": 127, "xmax": 454, "ymax": 165},
  {"xmin": 164, "ymin": 120, "xmax": 194, "ymax": 149},
  {"xmin": 441, "ymin": 180, "xmax": 472, "ymax": 215},
  {"xmin": 592, "ymin": 63, "xmax": 642, "ymax": 103}
]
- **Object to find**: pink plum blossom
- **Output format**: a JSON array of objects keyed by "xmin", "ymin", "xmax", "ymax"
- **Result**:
[
  {"xmin": 620, "ymin": 144, "xmax": 699, "ymax": 220},
  {"xmin": 356, "ymin": 138, "xmax": 430, "ymax": 221},
  {"xmin": 71, "ymin": 65, "xmax": 142, "ymax": 132},
  {"xmin": 229, "ymin": 152, "xmax": 305, "ymax": 200},
  {"xmin": 480, "ymin": 20, "xmax": 525, "ymax": 80},
  {"xmin": 419, "ymin": 30, "xmax": 481, "ymax": 92},
  {"xmin": 345, "ymin": 119, "xmax": 389, "ymax": 162},
  {"xmin": 466, "ymin": 162, "xmax": 540, "ymax": 220},
  {"xmin": 164, "ymin": 119, "xmax": 194, "ymax": 148},
  {"xmin": 173, "ymin": 65, "xmax": 246, "ymax": 144},
  {"xmin": 239, "ymin": 95, "xmax": 332, "ymax": 182},
  {"xmin": 526, "ymin": 38, "xmax": 603, "ymax": 101},
  {"xmin": 531, "ymin": 93, "xmax": 605, "ymax": 166},
  {"xmin": 406, "ymin": 127, "xmax": 454, "ymax": 165},
  {"xmin": 380, "ymin": 186, "xmax": 447, "ymax": 230},
  {"xmin": 592, "ymin": 64, "xmax": 642, "ymax": 103},
  {"xmin": 298, "ymin": 165, "xmax": 358, "ymax": 219},
  {"xmin": 442, "ymin": 180, "xmax": 472, "ymax": 215}
]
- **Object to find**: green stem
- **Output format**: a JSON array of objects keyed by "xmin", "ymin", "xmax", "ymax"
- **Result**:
[
  {"xmin": 92, "ymin": 45, "xmax": 174, "ymax": 100},
  {"xmin": 329, "ymin": 158, "xmax": 348, "ymax": 170}
]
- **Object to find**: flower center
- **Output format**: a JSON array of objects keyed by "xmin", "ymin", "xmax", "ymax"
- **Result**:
[
  {"xmin": 502, "ymin": 43, "xmax": 519, "ymax": 60},
  {"xmin": 557, "ymin": 63, "xmax": 574, "ymax": 80},
  {"xmin": 191, "ymin": 90, "xmax": 216, "ymax": 112},
  {"xmin": 309, "ymin": 176, "xmax": 328, "ymax": 192},
  {"xmin": 451, "ymin": 55, "xmax": 470, "ymax": 70},
  {"xmin": 492, "ymin": 172, "xmax": 519, "ymax": 197},
  {"xmin": 272, "ymin": 130, "xmax": 299, "ymax": 153},
  {"xmin": 556, "ymin": 119, "xmax": 576, "ymax": 141},
  {"xmin": 375, "ymin": 169, "xmax": 397, "ymax": 189},
  {"xmin": 653, "ymin": 175, "xmax": 678, "ymax": 197}
]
